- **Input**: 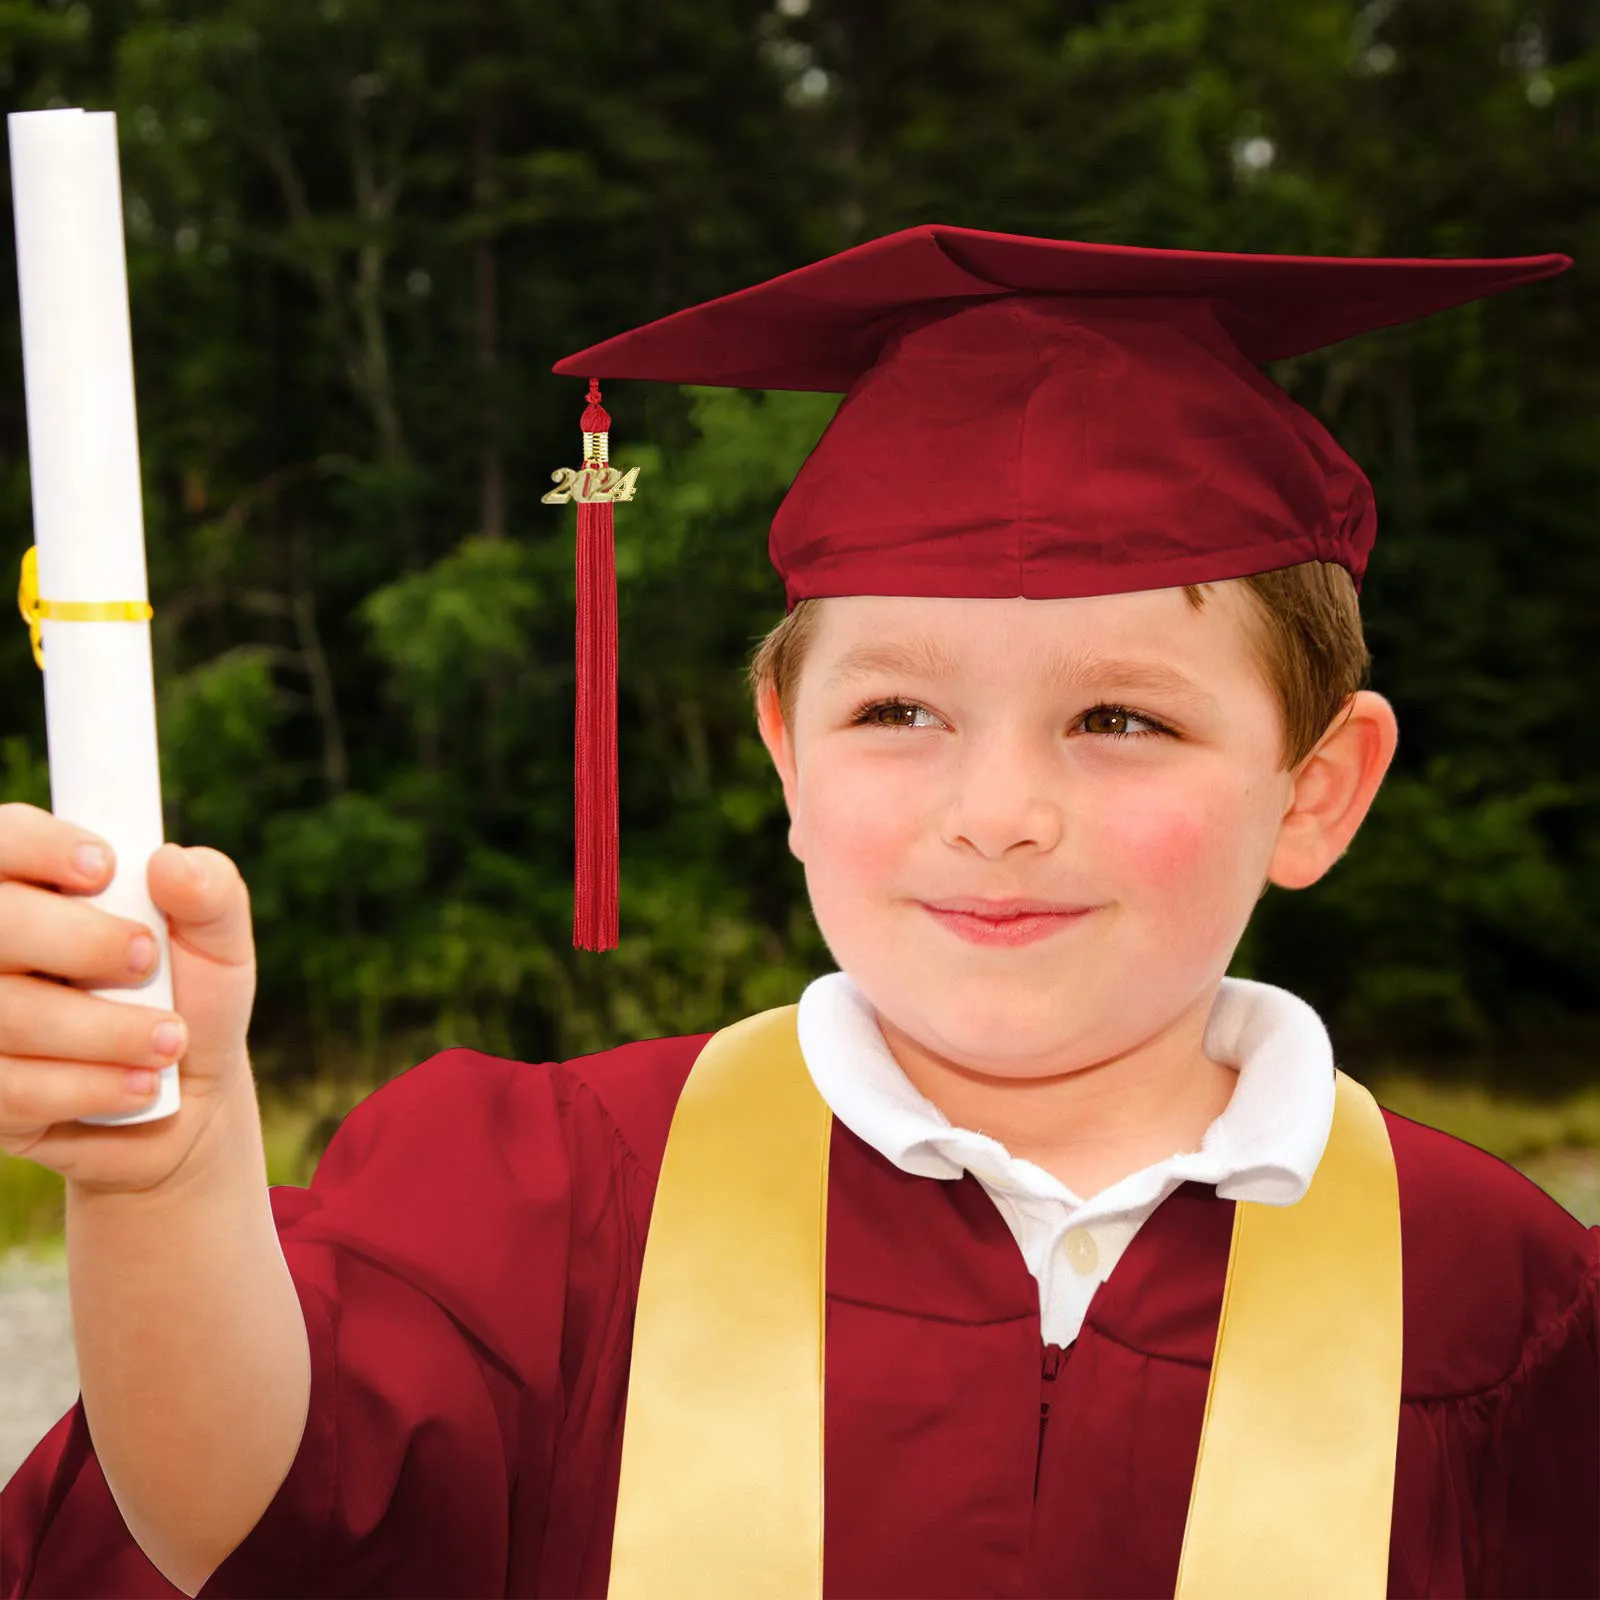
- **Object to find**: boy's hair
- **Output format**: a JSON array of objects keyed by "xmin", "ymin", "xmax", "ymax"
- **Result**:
[{"xmin": 747, "ymin": 562, "xmax": 1371, "ymax": 772}]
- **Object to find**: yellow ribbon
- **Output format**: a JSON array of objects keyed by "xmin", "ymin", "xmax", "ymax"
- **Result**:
[
  {"xmin": 609, "ymin": 1006, "xmax": 831, "ymax": 1599},
  {"xmin": 1174, "ymin": 1068, "xmax": 1402, "ymax": 1597},
  {"xmin": 17, "ymin": 545, "xmax": 154, "ymax": 669},
  {"xmin": 610, "ymin": 1005, "xmax": 1402, "ymax": 1599}
]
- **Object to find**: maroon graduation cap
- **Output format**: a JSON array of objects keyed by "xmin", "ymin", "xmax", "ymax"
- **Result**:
[{"xmin": 547, "ymin": 224, "xmax": 1570, "ymax": 949}]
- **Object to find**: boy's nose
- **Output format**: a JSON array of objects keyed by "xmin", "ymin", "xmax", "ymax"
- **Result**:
[{"xmin": 939, "ymin": 744, "xmax": 1066, "ymax": 858}]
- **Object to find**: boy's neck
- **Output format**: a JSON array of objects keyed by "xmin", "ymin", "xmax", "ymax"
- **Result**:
[{"xmin": 873, "ymin": 993, "xmax": 1241, "ymax": 1202}]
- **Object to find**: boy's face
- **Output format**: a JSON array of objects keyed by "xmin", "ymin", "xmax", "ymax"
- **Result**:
[{"xmin": 757, "ymin": 586, "xmax": 1394, "ymax": 1082}]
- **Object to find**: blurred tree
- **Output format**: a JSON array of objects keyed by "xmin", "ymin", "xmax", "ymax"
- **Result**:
[{"xmin": 0, "ymin": 0, "xmax": 1594, "ymax": 1091}]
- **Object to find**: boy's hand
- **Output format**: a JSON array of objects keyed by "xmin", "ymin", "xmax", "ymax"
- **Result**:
[{"xmin": 0, "ymin": 802, "xmax": 259, "ymax": 1197}]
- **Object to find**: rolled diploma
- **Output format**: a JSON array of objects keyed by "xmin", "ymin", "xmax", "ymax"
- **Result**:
[{"xmin": 10, "ymin": 109, "xmax": 177, "ymax": 1125}]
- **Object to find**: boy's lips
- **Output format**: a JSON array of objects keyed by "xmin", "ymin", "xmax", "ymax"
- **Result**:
[
  {"xmin": 920, "ymin": 896, "xmax": 1096, "ymax": 917},
  {"xmin": 915, "ymin": 897, "xmax": 1099, "ymax": 948}
]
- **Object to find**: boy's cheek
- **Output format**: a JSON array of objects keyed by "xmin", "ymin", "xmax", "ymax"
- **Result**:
[
  {"xmin": 1079, "ymin": 801, "xmax": 1270, "ymax": 940},
  {"xmin": 805, "ymin": 818, "xmax": 917, "ymax": 893},
  {"xmin": 798, "ymin": 770, "xmax": 927, "ymax": 865},
  {"xmin": 1094, "ymin": 803, "xmax": 1222, "ymax": 891}
]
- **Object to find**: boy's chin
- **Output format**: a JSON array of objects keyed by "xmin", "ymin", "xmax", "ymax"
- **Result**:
[{"xmin": 862, "ymin": 971, "xmax": 1115, "ymax": 1065}]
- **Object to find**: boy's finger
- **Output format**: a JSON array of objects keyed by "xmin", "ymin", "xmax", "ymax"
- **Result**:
[
  {"xmin": 0, "ymin": 879, "xmax": 155, "ymax": 983},
  {"xmin": 0, "ymin": 974, "xmax": 185, "ymax": 1067},
  {"xmin": 0, "ymin": 802, "xmax": 114, "ymax": 890},
  {"xmin": 146, "ymin": 845, "xmax": 256, "ymax": 971},
  {"xmin": 0, "ymin": 1051, "xmax": 162, "ymax": 1139}
]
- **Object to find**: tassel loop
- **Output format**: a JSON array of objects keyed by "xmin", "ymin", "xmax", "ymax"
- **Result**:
[{"xmin": 582, "ymin": 378, "xmax": 612, "ymax": 468}]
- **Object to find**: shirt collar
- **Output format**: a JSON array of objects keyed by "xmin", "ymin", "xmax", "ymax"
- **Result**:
[{"xmin": 795, "ymin": 972, "xmax": 1336, "ymax": 1215}]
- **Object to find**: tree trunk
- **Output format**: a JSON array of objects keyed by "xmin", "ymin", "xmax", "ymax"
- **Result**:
[
  {"xmin": 474, "ymin": 72, "xmax": 509, "ymax": 810},
  {"xmin": 289, "ymin": 519, "xmax": 349, "ymax": 799},
  {"xmin": 474, "ymin": 94, "xmax": 506, "ymax": 545}
]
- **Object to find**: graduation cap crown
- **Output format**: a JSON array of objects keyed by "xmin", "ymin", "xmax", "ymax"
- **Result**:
[{"xmin": 549, "ymin": 224, "xmax": 1571, "ymax": 949}]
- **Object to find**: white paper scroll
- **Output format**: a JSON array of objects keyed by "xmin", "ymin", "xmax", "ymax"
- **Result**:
[{"xmin": 10, "ymin": 109, "xmax": 177, "ymax": 1124}]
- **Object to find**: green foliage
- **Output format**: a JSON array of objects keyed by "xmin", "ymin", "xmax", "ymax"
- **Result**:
[
  {"xmin": 158, "ymin": 646, "xmax": 282, "ymax": 843},
  {"xmin": 0, "ymin": 735, "xmax": 49, "ymax": 809},
  {"xmin": 0, "ymin": 0, "xmax": 1595, "ymax": 1094},
  {"xmin": 1258, "ymin": 757, "xmax": 1598, "ymax": 1067},
  {"xmin": 359, "ymin": 535, "xmax": 546, "ymax": 719}
]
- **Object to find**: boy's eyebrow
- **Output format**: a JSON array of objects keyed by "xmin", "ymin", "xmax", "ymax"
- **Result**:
[
  {"xmin": 825, "ymin": 638, "xmax": 965, "ymax": 686},
  {"xmin": 824, "ymin": 638, "xmax": 1220, "ymax": 710},
  {"xmin": 1069, "ymin": 658, "xmax": 1221, "ymax": 711}
]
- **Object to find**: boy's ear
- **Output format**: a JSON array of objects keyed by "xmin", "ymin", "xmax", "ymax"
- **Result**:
[
  {"xmin": 755, "ymin": 679, "xmax": 800, "ymax": 819},
  {"xmin": 1267, "ymin": 690, "xmax": 1399, "ymax": 891}
]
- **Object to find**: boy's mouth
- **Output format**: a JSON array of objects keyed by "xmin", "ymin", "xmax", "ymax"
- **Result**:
[
  {"xmin": 917, "ymin": 898, "xmax": 1097, "ymax": 947},
  {"xmin": 923, "ymin": 896, "xmax": 1092, "ymax": 917}
]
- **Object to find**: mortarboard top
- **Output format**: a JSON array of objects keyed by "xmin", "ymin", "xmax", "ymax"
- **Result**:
[
  {"xmin": 556, "ymin": 225, "xmax": 1569, "ymax": 601},
  {"xmin": 555, "ymin": 224, "xmax": 1570, "ymax": 387},
  {"xmin": 548, "ymin": 225, "xmax": 1570, "ymax": 948}
]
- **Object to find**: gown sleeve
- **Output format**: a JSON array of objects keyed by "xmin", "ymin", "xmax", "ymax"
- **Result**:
[
  {"xmin": 1478, "ymin": 1222, "xmax": 1600, "ymax": 1600},
  {"xmin": 1, "ymin": 1047, "xmax": 583, "ymax": 1599}
]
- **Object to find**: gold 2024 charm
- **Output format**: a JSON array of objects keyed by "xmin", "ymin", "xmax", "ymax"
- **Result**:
[{"xmin": 542, "ymin": 464, "xmax": 640, "ymax": 505}]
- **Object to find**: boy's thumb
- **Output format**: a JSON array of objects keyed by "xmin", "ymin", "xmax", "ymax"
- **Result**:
[{"xmin": 147, "ymin": 843, "xmax": 256, "ymax": 969}]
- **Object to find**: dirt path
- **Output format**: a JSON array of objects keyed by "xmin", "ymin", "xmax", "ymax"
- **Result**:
[{"xmin": 0, "ymin": 1246, "xmax": 78, "ymax": 1489}]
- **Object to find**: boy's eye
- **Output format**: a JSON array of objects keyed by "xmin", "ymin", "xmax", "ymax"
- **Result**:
[
  {"xmin": 1079, "ymin": 704, "xmax": 1167, "ymax": 739},
  {"xmin": 851, "ymin": 698, "xmax": 939, "ymax": 729}
]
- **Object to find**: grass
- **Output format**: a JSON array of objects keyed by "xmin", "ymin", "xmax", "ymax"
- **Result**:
[
  {"xmin": 1370, "ymin": 1072, "xmax": 1600, "ymax": 1227},
  {"xmin": 1370, "ymin": 1073, "xmax": 1600, "ymax": 1161},
  {"xmin": 4, "ymin": 1067, "xmax": 1598, "ymax": 1267}
]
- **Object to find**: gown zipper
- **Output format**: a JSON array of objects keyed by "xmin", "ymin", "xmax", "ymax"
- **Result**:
[{"xmin": 1036, "ymin": 1341, "xmax": 1069, "ymax": 1492}]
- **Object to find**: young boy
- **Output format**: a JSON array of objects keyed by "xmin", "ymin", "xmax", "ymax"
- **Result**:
[{"xmin": 1, "ymin": 227, "xmax": 1596, "ymax": 1599}]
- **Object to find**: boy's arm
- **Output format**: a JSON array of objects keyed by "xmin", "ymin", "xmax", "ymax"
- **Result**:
[
  {"xmin": 65, "ymin": 1065, "xmax": 309, "ymax": 1597},
  {"xmin": 9, "ymin": 1048, "xmax": 557, "ymax": 1600}
]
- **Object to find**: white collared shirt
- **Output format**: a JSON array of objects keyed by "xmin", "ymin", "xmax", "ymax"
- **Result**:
[{"xmin": 795, "ymin": 973, "xmax": 1337, "ymax": 1347}]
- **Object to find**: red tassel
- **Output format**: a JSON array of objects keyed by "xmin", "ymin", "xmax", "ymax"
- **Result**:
[{"xmin": 573, "ymin": 381, "xmax": 619, "ymax": 951}]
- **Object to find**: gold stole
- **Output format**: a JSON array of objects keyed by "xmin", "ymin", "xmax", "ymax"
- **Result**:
[{"xmin": 608, "ymin": 1004, "xmax": 1402, "ymax": 1599}]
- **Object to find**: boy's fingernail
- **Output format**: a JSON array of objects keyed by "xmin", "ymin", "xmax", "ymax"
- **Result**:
[
  {"xmin": 128, "ymin": 933, "xmax": 157, "ymax": 974},
  {"xmin": 75, "ymin": 842, "xmax": 109, "ymax": 878},
  {"xmin": 182, "ymin": 848, "xmax": 204, "ymax": 883}
]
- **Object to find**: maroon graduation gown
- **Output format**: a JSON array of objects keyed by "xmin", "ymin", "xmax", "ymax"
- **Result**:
[{"xmin": 4, "ymin": 1031, "xmax": 1597, "ymax": 1598}]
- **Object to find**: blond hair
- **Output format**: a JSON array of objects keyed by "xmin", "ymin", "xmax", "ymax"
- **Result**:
[{"xmin": 746, "ymin": 562, "xmax": 1371, "ymax": 771}]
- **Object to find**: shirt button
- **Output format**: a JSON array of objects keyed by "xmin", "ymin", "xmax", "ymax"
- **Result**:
[{"xmin": 1063, "ymin": 1228, "xmax": 1099, "ymax": 1275}]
